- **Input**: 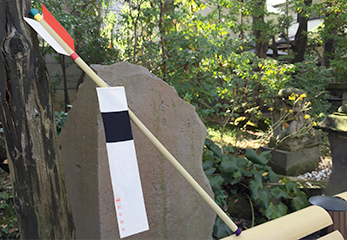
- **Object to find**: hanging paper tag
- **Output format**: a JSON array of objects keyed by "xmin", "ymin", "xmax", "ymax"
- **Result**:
[{"xmin": 96, "ymin": 87, "xmax": 149, "ymax": 238}]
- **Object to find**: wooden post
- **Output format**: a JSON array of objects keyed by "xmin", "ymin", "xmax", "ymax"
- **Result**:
[{"xmin": 0, "ymin": 0, "xmax": 75, "ymax": 238}]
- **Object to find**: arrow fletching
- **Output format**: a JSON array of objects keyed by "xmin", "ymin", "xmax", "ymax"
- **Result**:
[
  {"xmin": 41, "ymin": 4, "xmax": 75, "ymax": 52},
  {"xmin": 24, "ymin": 4, "xmax": 74, "ymax": 56},
  {"xmin": 24, "ymin": 17, "xmax": 68, "ymax": 55}
]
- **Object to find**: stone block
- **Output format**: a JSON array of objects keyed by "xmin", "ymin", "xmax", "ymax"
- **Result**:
[
  {"xmin": 260, "ymin": 146, "xmax": 319, "ymax": 176},
  {"xmin": 58, "ymin": 62, "xmax": 215, "ymax": 239},
  {"xmin": 325, "ymin": 132, "xmax": 347, "ymax": 195}
]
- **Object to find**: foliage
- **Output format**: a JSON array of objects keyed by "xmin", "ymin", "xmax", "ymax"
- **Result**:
[
  {"xmin": 262, "ymin": 89, "xmax": 322, "ymax": 151},
  {"xmin": 290, "ymin": 60, "xmax": 332, "ymax": 117},
  {"xmin": 0, "ymin": 173, "xmax": 19, "ymax": 239},
  {"xmin": 114, "ymin": 0, "xmax": 334, "ymax": 129},
  {"xmin": 55, "ymin": 111, "xmax": 68, "ymax": 136},
  {"xmin": 203, "ymin": 138, "xmax": 309, "ymax": 239},
  {"xmin": 32, "ymin": 0, "xmax": 119, "ymax": 65}
]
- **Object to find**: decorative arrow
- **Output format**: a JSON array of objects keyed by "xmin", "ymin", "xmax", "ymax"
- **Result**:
[{"xmin": 24, "ymin": 4, "xmax": 242, "ymax": 237}]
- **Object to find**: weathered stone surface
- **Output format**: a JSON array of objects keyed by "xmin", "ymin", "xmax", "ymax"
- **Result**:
[
  {"xmin": 59, "ymin": 62, "xmax": 215, "ymax": 239},
  {"xmin": 260, "ymin": 146, "xmax": 318, "ymax": 176},
  {"xmin": 317, "ymin": 110, "xmax": 347, "ymax": 195},
  {"xmin": 325, "ymin": 132, "xmax": 347, "ymax": 195}
]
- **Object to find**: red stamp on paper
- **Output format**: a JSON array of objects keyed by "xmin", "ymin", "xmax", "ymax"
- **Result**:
[{"xmin": 116, "ymin": 197, "xmax": 121, "ymax": 204}]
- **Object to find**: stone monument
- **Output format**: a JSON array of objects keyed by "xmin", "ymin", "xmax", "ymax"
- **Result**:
[
  {"xmin": 58, "ymin": 62, "xmax": 215, "ymax": 239},
  {"xmin": 317, "ymin": 103, "xmax": 347, "ymax": 195},
  {"xmin": 262, "ymin": 88, "xmax": 320, "ymax": 175}
]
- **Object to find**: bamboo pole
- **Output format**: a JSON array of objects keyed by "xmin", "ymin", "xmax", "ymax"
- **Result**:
[
  {"xmin": 30, "ymin": 9, "xmax": 241, "ymax": 236},
  {"xmin": 221, "ymin": 205, "xmax": 332, "ymax": 240}
]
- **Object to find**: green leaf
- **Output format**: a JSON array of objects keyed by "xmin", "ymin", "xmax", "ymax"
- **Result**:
[
  {"xmin": 223, "ymin": 145, "xmax": 234, "ymax": 153},
  {"xmin": 221, "ymin": 173, "xmax": 242, "ymax": 185},
  {"xmin": 268, "ymin": 170, "xmax": 281, "ymax": 183},
  {"xmin": 263, "ymin": 202, "xmax": 288, "ymax": 220},
  {"xmin": 207, "ymin": 175, "xmax": 224, "ymax": 190},
  {"xmin": 259, "ymin": 151, "xmax": 271, "ymax": 161},
  {"xmin": 245, "ymin": 149, "xmax": 270, "ymax": 165},
  {"xmin": 204, "ymin": 167, "xmax": 216, "ymax": 176},
  {"xmin": 270, "ymin": 186, "xmax": 290, "ymax": 199},
  {"xmin": 241, "ymin": 168, "xmax": 253, "ymax": 177},
  {"xmin": 220, "ymin": 155, "xmax": 238, "ymax": 173},
  {"xmin": 291, "ymin": 195, "xmax": 309, "ymax": 211},
  {"xmin": 285, "ymin": 182, "xmax": 309, "ymax": 210},
  {"xmin": 203, "ymin": 160, "xmax": 214, "ymax": 170},
  {"xmin": 213, "ymin": 216, "xmax": 232, "ymax": 239},
  {"xmin": 0, "ymin": 192, "xmax": 9, "ymax": 200},
  {"xmin": 232, "ymin": 170, "xmax": 242, "ymax": 179},
  {"xmin": 249, "ymin": 176, "xmax": 272, "ymax": 209},
  {"xmin": 203, "ymin": 150, "xmax": 215, "ymax": 161},
  {"xmin": 205, "ymin": 138, "xmax": 222, "ymax": 158}
]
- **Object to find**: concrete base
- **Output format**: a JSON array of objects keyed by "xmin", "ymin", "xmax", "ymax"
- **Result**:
[{"xmin": 260, "ymin": 146, "xmax": 319, "ymax": 176}]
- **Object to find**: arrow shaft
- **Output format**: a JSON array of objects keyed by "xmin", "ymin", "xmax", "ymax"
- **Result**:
[{"xmin": 30, "ymin": 10, "xmax": 241, "ymax": 235}]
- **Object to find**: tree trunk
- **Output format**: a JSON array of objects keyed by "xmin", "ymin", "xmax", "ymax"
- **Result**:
[
  {"xmin": 322, "ymin": 37, "xmax": 335, "ymax": 68},
  {"xmin": 292, "ymin": 0, "xmax": 312, "ymax": 63},
  {"xmin": 271, "ymin": 35, "xmax": 278, "ymax": 58},
  {"xmin": 0, "ymin": 130, "xmax": 6, "ymax": 161},
  {"xmin": 0, "ymin": 0, "xmax": 75, "ymax": 239},
  {"xmin": 322, "ymin": 16, "xmax": 336, "ymax": 68},
  {"xmin": 252, "ymin": 0, "xmax": 268, "ymax": 59},
  {"xmin": 322, "ymin": 3, "xmax": 338, "ymax": 68},
  {"xmin": 60, "ymin": 55, "xmax": 70, "ymax": 112}
]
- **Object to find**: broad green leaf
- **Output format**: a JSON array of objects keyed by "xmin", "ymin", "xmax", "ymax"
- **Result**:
[
  {"xmin": 285, "ymin": 182, "xmax": 309, "ymax": 210},
  {"xmin": 213, "ymin": 216, "xmax": 232, "ymax": 239},
  {"xmin": 245, "ymin": 149, "xmax": 270, "ymax": 165},
  {"xmin": 268, "ymin": 170, "xmax": 281, "ymax": 183},
  {"xmin": 259, "ymin": 151, "xmax": 271, "ymax": 161},
  {"xmin": 241, "ymin": 168, "xmax": 253, "ymax": 177},
  {"xmin": 223, "ymin": 145, "xmax": 234, "ymax": 153},
  {"xmin": 220, "ymin": 155, "xmax": 238, "ymax": 173},
  {"xmin": 291, "ymin": 195, "xmax": 309, "ymax": 211},
  {"xmin": 203, "ymin": 150, "xmax": 215, "ymax": 161},
  {"xmin": 207, "ymin": 174, "xmax": 224, "ymax": 190},
  {"xmin": 270, "ymin": 186, "xmax": 290, "ymax": 199},
  {"xmin": 205, "ymin": 138, "xmax": 222, "ymax": 158},
  {"xmin": 232, "ymin": 170, "xmax": 242, "ymax": 179},
  {"xmin": 236, "ymin": 157, "xmax": 249, "ymax": 169},
  {"xmin": 221, "ymin": 173, "xmax": 241, "ymax": 185},
  {"xmin": 249, "ymin": 177, "xmax": 272, "ymax": 209},
  {"xmin": 203, "ymin": 160, "xmax": 214, "ymax": 170},
  {"xmin": 263, "ymin": 202, "xmax": 288, "ymax": 220},
  {"xmin": 204, "ymin": 167, "xmax": 216, "ymax": 176}
]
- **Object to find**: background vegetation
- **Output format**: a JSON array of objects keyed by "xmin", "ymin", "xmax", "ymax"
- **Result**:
[{"xmin": 2, "ymin": 0, "xmax": 347, "ymax": 238}]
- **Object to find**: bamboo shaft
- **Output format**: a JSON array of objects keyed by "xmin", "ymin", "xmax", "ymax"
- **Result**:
[
  {"xmin": 33, "ymin": 12, "xmax": 240, "ymax": 234},
  {"xmin": 128, "ymin": 111, "xmax": 239, "ymax": 232},
  {"xmin": 221, "ymin": 205, "xmax": 332, "ymax": 240}
]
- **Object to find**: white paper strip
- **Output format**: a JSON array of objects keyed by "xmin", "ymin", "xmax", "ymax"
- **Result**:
[
  {"xmin": 107, "ymin": 141, "xmax": 149, "ymax": 238},
  {"xmin": 96, "ymin": 87, "xmax": 149, "ymax": 238}
]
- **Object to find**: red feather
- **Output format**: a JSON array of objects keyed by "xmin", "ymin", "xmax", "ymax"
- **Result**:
[{"xmin": 42, "ymin": 4, "xmax": 75, "ymax": 52}]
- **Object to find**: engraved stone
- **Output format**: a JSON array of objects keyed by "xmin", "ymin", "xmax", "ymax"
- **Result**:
[{"xmin": 59, "ymin": 62, "xmax": 215, "ymax": 239}]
